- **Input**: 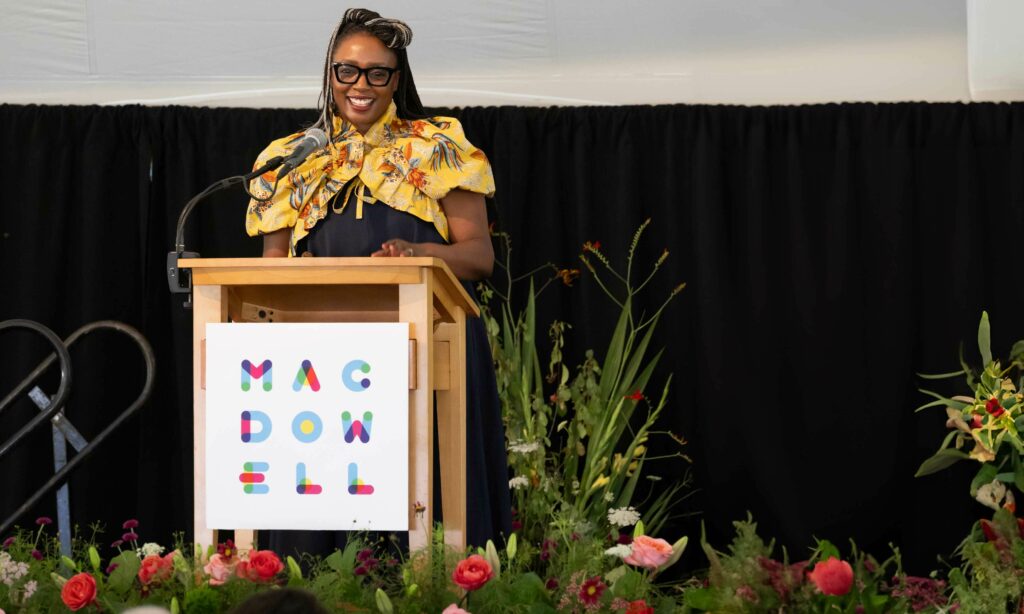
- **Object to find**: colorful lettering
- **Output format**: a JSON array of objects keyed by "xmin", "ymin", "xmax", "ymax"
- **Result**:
[
  {"xmin": 292, "ymin": 359, "xmax": 321, "ymax": 392},
  {"xmin": 241, "ymin": 359, "xmax": 272, "ymax": 392},
  {"xmin": 241, "ymin": 410, "xmax": 272, "ymax": 443},
  {"xmin": 342, "ymin": 360, "xmax": 372, "ymax": 392},
  {"xmin": 291, "ymin": 411, "xmax": 323, "ymax": 443},
  {"xmin": 342, "ymin": 410, "xmax": 373, "ymax": 443},
  {"xmin": 240, "ymin": 462, "xmax": 269, "ymax": 494},
  {"xmin": 295, "ymin": 462, "xmax": 323, "ymax": 495},
  {"xmin": 347, "ymin": 462, "xmax": 374, "ymax": 495}
]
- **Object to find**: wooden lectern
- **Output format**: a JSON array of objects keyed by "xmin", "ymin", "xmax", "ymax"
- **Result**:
[{"xmin": 181, "ymin": 257, "xmax": 476, "ymax": 553}]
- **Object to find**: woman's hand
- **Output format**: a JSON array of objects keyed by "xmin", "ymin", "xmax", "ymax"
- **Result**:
[
  {"xmin": 372, "ymin": 239, "xmax": 419, "ymax": 258},
  {"xmin": 371, "ymin": 189, "xmax": 493, "ymax": 280}
]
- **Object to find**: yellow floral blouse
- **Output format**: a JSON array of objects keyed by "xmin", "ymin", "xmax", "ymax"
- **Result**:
[{"xmin": 245, "ymin": 102, "xmax": 495, "ymax": 256}]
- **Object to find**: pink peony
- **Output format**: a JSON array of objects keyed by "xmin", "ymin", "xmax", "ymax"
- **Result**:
[
  {"xmin": 808, "ymin": 557, "xmax": 854, "ymax": 596},
  {"xmin": 442, "ymin": 605, "xmax": 470, "ymax": 614},
  {"xmin": 204, "ymin": 553, "xmax": 237, "ymax": 585},
  {"xmin": 623, "ymin": 535, "xmax": 673, "ymax": 570}
]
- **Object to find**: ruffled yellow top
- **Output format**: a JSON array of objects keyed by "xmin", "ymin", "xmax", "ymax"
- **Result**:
[{"xmin": 245, "ymin": 102, "xmax": 495, "ymax": 256}]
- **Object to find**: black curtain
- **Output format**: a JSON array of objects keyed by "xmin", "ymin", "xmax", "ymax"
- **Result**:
[{"xmin": 1, "ymin": 102, "xmax": 1023, "ymax": 574}]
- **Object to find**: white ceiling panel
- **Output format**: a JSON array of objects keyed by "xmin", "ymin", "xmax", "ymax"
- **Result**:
[{"xmin": 0, "ymin": 0, "xmax": 1011, "ymax": 107}]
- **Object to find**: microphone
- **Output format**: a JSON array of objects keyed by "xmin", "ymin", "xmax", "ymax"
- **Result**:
[
  {"xmin": 275, "ymin": 128, "xmax": 329, "ymax": 179},
  {"xmin": 166, "ymin": 127, "xmax": 328, "ymax": 308}
]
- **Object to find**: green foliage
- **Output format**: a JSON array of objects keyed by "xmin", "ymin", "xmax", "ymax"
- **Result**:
[
  {"xmin": 181, "ymin": 585, "xmax": 223, "ymax": 614},
  {"xmin": 480, "ymin": 222, "xmax": 692, "ymax": 551}
]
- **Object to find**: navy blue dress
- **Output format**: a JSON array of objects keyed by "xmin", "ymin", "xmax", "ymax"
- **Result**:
[{"xmin": 264, "ymin": 190, "xmax": 512, "ymax": 556}]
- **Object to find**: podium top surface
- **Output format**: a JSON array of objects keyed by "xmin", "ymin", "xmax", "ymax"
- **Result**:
[{"xmin": 180, "ymin": 257, "xmax": 479, "ymax": 317}]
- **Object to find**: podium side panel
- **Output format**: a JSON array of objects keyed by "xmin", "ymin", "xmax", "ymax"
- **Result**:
[
  {"xmin": 436, "ymin": 315, "xmax": 467, "ymax": 550},
  {"xmin": 401, "ymin": 275, "xmax": 433, "ymax": 551},
  {"xmin": 193, "ymin": 285, "xmax": 226, "ymax": 552}
]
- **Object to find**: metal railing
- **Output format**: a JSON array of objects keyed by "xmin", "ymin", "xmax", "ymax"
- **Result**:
[{"xmin": 0, "ymin": 319, "xmax": 155, "ymax": 554}]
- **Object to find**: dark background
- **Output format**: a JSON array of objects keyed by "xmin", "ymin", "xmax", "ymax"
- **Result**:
[{"xmin": 2, "ymin": 102, "xmax": 1023, "ymax": 573}]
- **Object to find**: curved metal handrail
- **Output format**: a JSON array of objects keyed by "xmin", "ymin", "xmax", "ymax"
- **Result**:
[
  {"xmin": 0, "ymin": 319, "xmax": 73, "ymax": 460},
  {"xmin": 0, "ymin": 320, "xmax": 155, "ymax": 536}
]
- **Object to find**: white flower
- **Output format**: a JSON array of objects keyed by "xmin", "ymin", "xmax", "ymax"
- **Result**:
[
  {"xmin": 607, "ymin": 506, "xmax": 641, "ymax": 528},
  {"xmin": 976, "ymin": 480, "xmax": 1007, "ymax": 511},
  {"xmin": 603, "ymin": 492, "xmax": 615, "ymax": 502},
  {"xmin": 22, "ymin": 579, "xmax": 38, "ymax": 599},
  {"xmin": 508, "ymin": 441, "xmax": 542, "ymax": 455},
  {"xmin": 508, "ymin": 476, "xmax": 530, "ymax": 489},
  {"xmin": 604, "ymin": 544, "xmax": 633, "ymax": 558},
  {"xmin": 138, "ymin": 542, "xmax": 166, "ymax": 557},
  {"xmin": 0, "ymin": 552, "xmax": 29, "ymax": 586}
]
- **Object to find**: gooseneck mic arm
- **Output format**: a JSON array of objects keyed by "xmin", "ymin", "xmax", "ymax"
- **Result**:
[
  {"xmin": 166, "ymin": 156, "xmax": 284, "ymax": 307},
  {"xmin": 166, "ymin": 127, "xmax": 329, "ymax": 308}
]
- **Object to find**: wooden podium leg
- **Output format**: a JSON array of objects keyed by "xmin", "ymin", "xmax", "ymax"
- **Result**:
[
  {"xmin": 401, "ymin": 280, "xmax": 433, "ymax": 551},
  {"xmin": 192, "ymin": 284, "xmax": 225, "ymax": 554},
  {"xmin": 435, "ymin": 316, "xmax": 467, "ymax": 551}
]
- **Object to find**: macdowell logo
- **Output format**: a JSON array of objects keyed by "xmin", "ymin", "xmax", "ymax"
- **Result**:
[
  {"xmin": 342, "ymin": 360, "xmax": 372, "ymax": 392},
  {"xmin": 292, "ymin": 359, "xmax": 321, "ymax": 392},
  {"xmin": 239, "ymin": 462, "xmax": 270, "ymax": 494},
  {"xmin": 342, "ymin": 410, "xmax": 373, "ymax": 443},
  {"xmin": 241, "ymin": 359, "xmax": 272, "ymax": 392},
  {"xmin": 240, "ymin": 410, "xmax": 272, "ymax": 443}
]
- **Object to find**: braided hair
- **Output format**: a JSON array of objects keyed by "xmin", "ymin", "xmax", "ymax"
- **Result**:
[{"xmin": 314, "ymin": 8, "xmax": 427, "ymax": 139}]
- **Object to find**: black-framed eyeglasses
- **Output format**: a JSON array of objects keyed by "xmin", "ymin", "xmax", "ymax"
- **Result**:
[{"xmin": 331, "ymin": 63, "xmax": 398, "ymax": 86}]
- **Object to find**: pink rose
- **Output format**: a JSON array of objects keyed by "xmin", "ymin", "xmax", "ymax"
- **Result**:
[
  {"xmin": 442, "ymin": 605, "xmax": 470, "ymax": 614},
  {"xmin": 623, "ymin": 535, "xmax": 673, "ymax": 570},
  {"xmin": 807, "ymin": 556, "xmax": 854, "ymax": 596},
  {"xmin": 203, "ymin": 553, "xmax": 237, "ymax": 586}
]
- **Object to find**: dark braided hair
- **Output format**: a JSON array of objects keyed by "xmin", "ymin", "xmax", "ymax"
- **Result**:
[{"xmin": 314, "ymin": 8, "xmax": 427, "ymax": 138}]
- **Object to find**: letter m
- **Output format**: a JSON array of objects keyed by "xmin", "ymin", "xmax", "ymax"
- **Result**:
[{"xmin": 241, "ymin": 359, "xmax": 273, "ymax": 392}]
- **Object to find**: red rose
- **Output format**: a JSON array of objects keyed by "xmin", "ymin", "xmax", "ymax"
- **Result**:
[
  {"xmin": 451, "ymin": 554, "xmax": 493, "ymax": 591},
  {"xmin": 61, "ymin": 572, "xmax": 97, "ymax": 611},
  {"xmin": 807, "ymin": 557, "xmax": 854, "ymax": 596},
  {"xmin": 237, "ymin": 550, "xmax": 284, "ymax": 582},
  {"xmin": 625, "ymin": 599, "xmax": 654, "ymax": 614},
  {"xmin": 138, "ymin": 553, "xmax": 174, "ymax": 585}
]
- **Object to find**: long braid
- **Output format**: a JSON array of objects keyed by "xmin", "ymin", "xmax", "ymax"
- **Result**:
[{"xmin": 314, "ymin": 8, "xmax": 426, "ymax": 140}]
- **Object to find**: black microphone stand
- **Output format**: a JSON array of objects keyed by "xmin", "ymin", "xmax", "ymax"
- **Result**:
[{"xmin": 167, "ymin": 155, "xmax": 283, "ymax": 309}]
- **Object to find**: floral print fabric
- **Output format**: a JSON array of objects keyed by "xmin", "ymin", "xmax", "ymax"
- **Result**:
[{"xmin": 245, "ymin": 102, "xmax": 495, "ymax": 255}]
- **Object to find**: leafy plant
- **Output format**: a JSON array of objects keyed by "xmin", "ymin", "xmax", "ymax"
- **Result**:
[{"xmin": 480, "ymin": 220, "xmax": 691, "ymax": 547}]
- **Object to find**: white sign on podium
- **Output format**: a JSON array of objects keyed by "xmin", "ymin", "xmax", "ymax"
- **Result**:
[{"xmin": 204, "ymin": 323, "xmax": 409, "ymax": 530}]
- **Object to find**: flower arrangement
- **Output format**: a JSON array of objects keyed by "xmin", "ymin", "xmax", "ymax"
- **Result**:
[
  {"xmin": 9, "ymin": 233, "xmax": 1024, "ymax": 612},
  {"xmin": 479, "ymin": 220, "xmax": 692, "ymax": 549}
]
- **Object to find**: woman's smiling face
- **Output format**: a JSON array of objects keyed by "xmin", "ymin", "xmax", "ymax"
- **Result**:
[{"xmin": 331, "ymin": 32, "xmax": 400, "ymax": 134}]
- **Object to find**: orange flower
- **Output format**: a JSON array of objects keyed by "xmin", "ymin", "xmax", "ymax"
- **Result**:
[
  {"xmin": 582, "ymin": 240, "xmax": 602, "ymax": 252},
  {"xmin": 625, "ymin": 600, "xmax": 654, "ymax": 614},
  {"xmin": 138, "ymin": 553, "xmax": 174, "ymax": 585},
  {"xmin": 406, "ymin": 168, "xmax": 427, "ymax": 189},
  {"xmin": 61, "ymin": 573, "xmax": 97, "ymax": 611},
  {"xmin": 807, "ymin": 557, "xmax": 853, "ymax": 596},
  {"xmin": 451, "ymin": 554, "xmax": 493, "ymax": 591},
  {"xmin": 557, "ymin": 268, "xmax": 581, "ymax": 286},
  {"xmin": 237, "ymin": 550, "xmax": 284, "ymax": 582}
]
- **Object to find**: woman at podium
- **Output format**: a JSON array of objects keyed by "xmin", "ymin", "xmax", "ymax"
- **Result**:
[{"xmin": 244, "ymin": 8, "xmax": 511, "ymax": 554}]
